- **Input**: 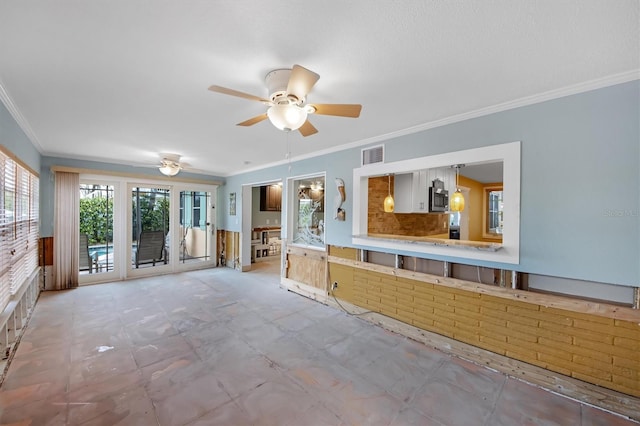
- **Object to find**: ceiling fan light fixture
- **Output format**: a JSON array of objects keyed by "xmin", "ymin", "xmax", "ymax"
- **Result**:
[
  {"xmin": 267, "ymin": 104, "xmax": 308, "ymax": 132},
  {"xmin": 159, "ymin": 160, "xmax": 181, "ymax": 176}
]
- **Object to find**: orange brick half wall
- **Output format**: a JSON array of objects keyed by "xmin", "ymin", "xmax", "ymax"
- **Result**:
[{"xmin": 328, "ymin": 247, "xmax": 640, "ymax": 398}]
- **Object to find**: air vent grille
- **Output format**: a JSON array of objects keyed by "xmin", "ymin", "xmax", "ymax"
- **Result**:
[{"xmin": 361, "ymin": 145, "xmax": 384, "ymax": 166}]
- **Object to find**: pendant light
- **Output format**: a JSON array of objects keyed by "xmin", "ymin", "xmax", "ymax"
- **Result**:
[
  {"xmin": 383, "ymin": 174, "xmax": 394, "ymax": 212},
  {"xmin": 450, "ymin": 164, "xmax": 465, "ymax": 212}
]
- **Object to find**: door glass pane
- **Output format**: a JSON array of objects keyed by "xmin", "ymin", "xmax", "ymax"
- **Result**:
[
  {"xmin": 178, "ymin": 191, "xmax": 211, "ymax": 264},
  {"xmin": 292, "ymin": 177, "xmax": 325, "ymax": 248},
  {"xmin": 131, "ymin": 187, "xmax": 170, "ymax": 269},
  {"xmin": 79, "ymin": 184, "xmax": 114, "ymax": 274}
]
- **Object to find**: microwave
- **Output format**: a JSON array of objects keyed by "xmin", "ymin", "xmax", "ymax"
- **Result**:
[{"xmin": 429, "ymin": 187, "xmax": 449, "ymax": 212}]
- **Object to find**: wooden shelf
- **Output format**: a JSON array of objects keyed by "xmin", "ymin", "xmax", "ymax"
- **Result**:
[{"xmin": 251, "ymin": 227, "xmax": 281, "ymax": 262}]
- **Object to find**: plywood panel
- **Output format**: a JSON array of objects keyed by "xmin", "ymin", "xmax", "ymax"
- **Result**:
[
  {"xmin": 286, "ymin": 249, "xmax": 327, "ymax": 291},
  {"xmin": 328, "ymin": 246, "xmax": 358, "ymax": 261}
]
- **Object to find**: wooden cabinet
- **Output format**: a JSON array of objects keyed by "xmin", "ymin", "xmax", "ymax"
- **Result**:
[
  {"xmin": 394, "ymin": 171, "xmax": 429, "ymax": 213},
  {"xmin": 260, "ymin": 185, "xmax": 282, "ymax": 211}
]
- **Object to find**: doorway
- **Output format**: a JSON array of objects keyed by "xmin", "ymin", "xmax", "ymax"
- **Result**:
[{"xmin": 240, "ymin": 181, "xmax": 283, "ymax": 272}]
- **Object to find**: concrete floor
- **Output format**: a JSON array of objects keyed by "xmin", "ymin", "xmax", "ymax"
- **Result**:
[{"xmin": 0, "ymin": 261, "xmax": 636, "ymax": 425}]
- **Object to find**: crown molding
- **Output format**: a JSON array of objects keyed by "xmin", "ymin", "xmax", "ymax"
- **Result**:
[
  {"xmin": 50, "ymin": 165, "xmax": 223, "ymax": 186},
  {"xmin": 228, "ymin": 70, "xmax": 640, "ymax": 177},
  {"xmin": 371, "ymin": 69, "xmax": 640, "ymax": 145},
  {"xmin": 2, "ymin": 69, "xmax": 638, "ymax": 178},
  {"xmin": 0, "ymin": 78, "xmax": 44, "ymax": 153}
]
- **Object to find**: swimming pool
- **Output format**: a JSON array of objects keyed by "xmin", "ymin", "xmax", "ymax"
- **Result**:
[{"xmin": 89, "ymin": 245, "xmax": 113, "ymax": 259}]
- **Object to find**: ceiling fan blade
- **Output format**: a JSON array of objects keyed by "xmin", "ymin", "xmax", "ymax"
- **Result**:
[
  {"xmin": 208, "ymin": 85, "xmax": 270, "ymax": 104},
  {"xmin": 310, "ymin": 103, "xmax": 362, "ymax": 118},
  {"xmin": 287, "ymin": 65, "xmax": 320, "ymax": 101},
  {"xmin": 237, "ymin": 113, "xmax": 268, "ymax": 127},
  {"xmin": 298, "ymin": 120, "xmax": 318, "ymax": 137}
]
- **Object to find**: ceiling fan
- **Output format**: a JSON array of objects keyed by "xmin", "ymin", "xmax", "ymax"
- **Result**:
[
  {"xmin": 158, "ymin": 153, "xmax": 184, "ymax": 176},
  {"xmin": 208, "ymin": 64, "xmax": 362, "ymax": 137}
]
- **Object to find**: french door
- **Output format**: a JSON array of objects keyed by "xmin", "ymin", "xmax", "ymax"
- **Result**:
[
  {"xmin": 127, "ymin": 183, "xmax": 216, "ymax": 277},
  {"xmin": 129, "ymin": 185, "xmax": 172, "ymax": 275},
  {"xmin": 175, "ymin": 190, "xmax": 214, "ymax": 268},
  {"xmin": 79, "ymin": 181, "xmax": 119, "ymax": 284},
  {"xmin": 79, "ymin": 176, "xmax": 216, "ymax": 284}
]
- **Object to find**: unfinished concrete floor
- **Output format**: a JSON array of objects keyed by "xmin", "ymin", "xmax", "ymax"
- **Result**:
[{"xmin": 0, "ymin": 261, "xmax": 636, "ymax": 425}]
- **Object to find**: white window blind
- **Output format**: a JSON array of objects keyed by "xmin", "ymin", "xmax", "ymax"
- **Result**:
[
  {"xmin": 0, "ymin": 149, "xmax": 39, "ymax": 312},
  {"xmin": 0, "ymin": 153, "xmax": 13, "ymax": 311}
]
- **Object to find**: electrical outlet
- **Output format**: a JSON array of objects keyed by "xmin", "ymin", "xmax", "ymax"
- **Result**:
[{"xmin": 331, "ymin": 282, "xmax": 338, "ymax": 290}]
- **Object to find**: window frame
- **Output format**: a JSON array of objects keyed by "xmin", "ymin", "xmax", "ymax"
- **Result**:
[
  {"xmin": 483, "ymin": 184, "xmax": 504, "ymax": 239},
  {"xmin": 352, "ymin": 141, "xmax": 521, "ymax": 264}
]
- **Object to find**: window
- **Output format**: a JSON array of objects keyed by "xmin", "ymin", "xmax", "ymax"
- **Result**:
[
  {"xmin": 291, "ymin": 176, "xmax": 325, "ymax": 248},
  {"xmin": 0, "ymin": 148, "xmax": 39, "ymax": 312},
  {"xmin": 483, "ymin": 185, "xmax": 504, "ymax": 239}
]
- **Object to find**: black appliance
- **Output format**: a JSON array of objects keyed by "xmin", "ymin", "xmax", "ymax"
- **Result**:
[
  {"xmin": 429, "ymin": 179, "xmax": 448, "ymax": 212},
  {"xmin": 449, "ymin": 226, "xmax": 460, "ymax": 240}
]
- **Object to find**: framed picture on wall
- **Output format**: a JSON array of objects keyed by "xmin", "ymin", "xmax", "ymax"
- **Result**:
[{"xmin": 229, "ymin": 192, "xmax": 236, "ymax": 216}]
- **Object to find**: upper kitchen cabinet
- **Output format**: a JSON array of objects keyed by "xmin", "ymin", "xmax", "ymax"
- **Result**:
[
  {"xmin": 394, "ymin": 168, "xmax": 455, "ymax": 213},
  {"xmin": 260, "ymin": 184, "xmax": 282, "ymax": 211},
  {"xmin": 393, "ymin": 171, "xmax": 428, "ymax": 213}
]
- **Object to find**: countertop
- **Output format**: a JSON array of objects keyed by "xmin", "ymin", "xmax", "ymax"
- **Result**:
[{"xmin": 361, "ymin": 233, "xmax": 502, "ymax": 252}]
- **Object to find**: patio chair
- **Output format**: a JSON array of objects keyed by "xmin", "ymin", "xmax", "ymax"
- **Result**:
[
  {"xmin": 79, "ymin": 233, "xmax": 93, "ymax": 274},
  {"xmin": 135, "ymin": 230, "xmax": 167, "ymax": 268}
]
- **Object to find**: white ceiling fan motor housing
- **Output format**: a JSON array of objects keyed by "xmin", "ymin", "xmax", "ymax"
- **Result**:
[{"xmin": 265, "ymin": 68, "xmax": 303, "ymax": 105}]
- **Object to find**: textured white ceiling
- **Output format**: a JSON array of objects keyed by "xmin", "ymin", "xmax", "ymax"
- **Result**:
[{"xmin": 0, "ymin": 1, "xmax": 638, "ymax": 176}]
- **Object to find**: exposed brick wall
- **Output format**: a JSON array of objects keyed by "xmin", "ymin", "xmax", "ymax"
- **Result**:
[
  {"xmin": 328, "ymin": 248, "xmax": 640, "ymax": 398},
  {"xmin": 367, "ymin": 176, "xmax": 449, "ymax": 236}
]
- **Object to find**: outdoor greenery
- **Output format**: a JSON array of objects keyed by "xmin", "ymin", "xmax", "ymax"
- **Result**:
[
  {"xmin": 132, "ymin": 196, "xmax": 170, "ymax": 239},
  {"xmin": 80, "ymin": 196, "xmax": 113, "ymax": 245},
  {"xmin": 79, "ymin": 189, "xmax": 170, "ymax": 245}
]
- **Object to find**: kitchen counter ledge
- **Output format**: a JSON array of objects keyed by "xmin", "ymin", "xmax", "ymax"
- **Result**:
[{"xmin": 361, "ymin": 233, "xmax": 502, "ymax": 252}]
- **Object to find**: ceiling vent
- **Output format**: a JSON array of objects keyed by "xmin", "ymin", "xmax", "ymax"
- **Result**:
[{"xmin": 361, "ymin": 145, "xmax": 384, "ymax": 166}]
